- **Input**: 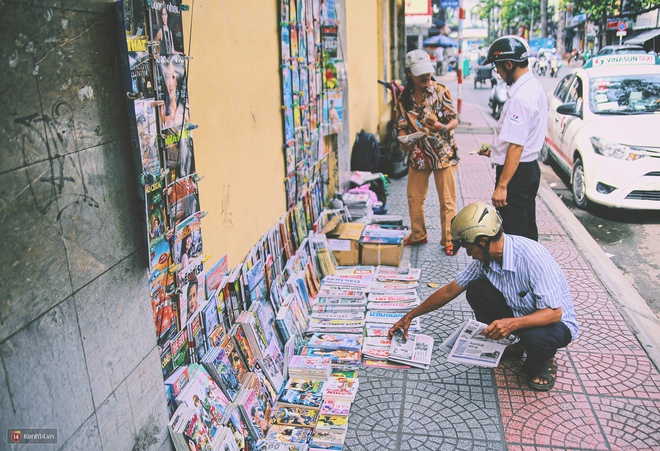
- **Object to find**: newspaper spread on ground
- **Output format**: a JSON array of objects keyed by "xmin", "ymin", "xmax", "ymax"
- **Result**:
[
  {"xmin": 387, "ymin": 330, "xmax": 434, "ymax": 369},
  {"xmin": 440, "ymin": 319, "xmax": 520, "ymax": 368}
]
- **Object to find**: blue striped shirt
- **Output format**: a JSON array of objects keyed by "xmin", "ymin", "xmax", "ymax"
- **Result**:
[{"xmin": 455, "ymin": 234, "xmax": 579, "ymax": 340}]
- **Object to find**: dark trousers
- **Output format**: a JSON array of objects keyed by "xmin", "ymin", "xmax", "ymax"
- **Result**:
[
  {"xmin": 495, "ymin": 160, "xmax": 540, "ymax": 241},
  {"xmin": 465, "ymin": 278, "xmax": 572, "ymax": 376}
]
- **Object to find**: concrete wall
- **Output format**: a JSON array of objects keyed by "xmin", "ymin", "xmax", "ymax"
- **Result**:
[{"xmin": 0, "ymin": 1, "xmax": 169, "ymax": 450}]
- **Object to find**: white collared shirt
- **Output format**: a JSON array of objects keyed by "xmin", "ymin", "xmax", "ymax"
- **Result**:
[{"xmin": 491, "ymin": 70, "xmax": 548, "ymax": 165}]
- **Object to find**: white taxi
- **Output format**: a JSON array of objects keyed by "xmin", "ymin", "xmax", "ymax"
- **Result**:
[{"xmin": 541, "ymin": 54, "xmax": 660, "ymax": 209}]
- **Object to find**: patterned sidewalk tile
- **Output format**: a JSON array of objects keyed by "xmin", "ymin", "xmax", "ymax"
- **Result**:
[
  {"xmin": 500, "ymin": 391, "xmax": 608, "ymax": 449},
  {"xmin": 590, "ymin": 396, "xmax": 660, "ymax": 450},
  {"xmin": 354, "ymin": 139, "xmax": 660, "ymax": 451},
  {"xmin": 570, "ymin": 350, "xmax": 660, "ymax": 398}
]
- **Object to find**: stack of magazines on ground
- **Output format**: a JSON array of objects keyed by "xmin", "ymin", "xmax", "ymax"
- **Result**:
[
  {"xmin": 257, "ymin": 367, "xmax": 358, "ymax": 451},
  {"xmin": 359, "ymin": 266, "xmax": 424, "ymax": 368},
  {"xmin": 341, "ymin": 192, "xmax": 373, "ymax": 220}
]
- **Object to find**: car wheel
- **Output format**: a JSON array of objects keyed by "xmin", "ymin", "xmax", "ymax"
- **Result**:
[
  {"xmin": 539, "ymin": 142, "xmax": 551, "ymax": 164},
  {"xmin": 571, "ymin": 157, "xmax": 591, "ymax": 210}
]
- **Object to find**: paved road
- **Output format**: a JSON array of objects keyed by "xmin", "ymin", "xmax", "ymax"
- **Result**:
[{"xmin": 447, "ymin": 64, "xmax": 660, "ymax": 321}]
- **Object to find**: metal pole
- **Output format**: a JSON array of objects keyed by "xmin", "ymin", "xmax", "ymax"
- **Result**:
[{"xmin": 457, "ymin": 0, "xmax": 464, "ymax": 118}]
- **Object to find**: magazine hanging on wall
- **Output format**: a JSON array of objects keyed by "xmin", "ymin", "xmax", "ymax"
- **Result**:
[
  {"xmin": 145, "ymin": 175, "xmax": 168, "ymax": 246},
  {"xmin": 134, "ymin": 99, "xmax": 160, "ymax": 175},
  {"xmin": 148, "ymin": 0, "xmax": 185, "ymax": 55},
  {"xmin": 172, "ymin": 214, "xmax": 204, "ymax": 270},
  {"xmin": 163, "ymin": 128, "xmax": 196, "ymax": 186},
  {"xmin": 166, "ymin": 175, "xmax": 200, "ymax": 227},
  {"xmin": 156, "ymin": 54, "xmax": 190, "ymax": 132}
]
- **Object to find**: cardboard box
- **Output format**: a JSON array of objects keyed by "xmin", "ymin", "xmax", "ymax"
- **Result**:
[
  {"xmin": 323, "ymin": 221, "xmax": 366, "ymax": 266},
  {"xmin": 360, "ymin": 242, "xmax": 403, "ymax": 267}
]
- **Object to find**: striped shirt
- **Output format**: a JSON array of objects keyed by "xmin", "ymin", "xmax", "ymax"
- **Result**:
[{"xmin": 455, "ymin": 234, "xmax": 579, "ymax": 340}]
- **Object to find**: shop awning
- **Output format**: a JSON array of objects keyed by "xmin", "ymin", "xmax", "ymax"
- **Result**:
[{"xmin": 626, "ymin": 28, "xmax": 660, "ymax": 45}]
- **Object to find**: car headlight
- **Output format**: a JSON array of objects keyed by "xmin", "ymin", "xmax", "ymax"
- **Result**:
[{"xmin": 590, "ymin": 136, "xmax": 644, "ymax": 161}]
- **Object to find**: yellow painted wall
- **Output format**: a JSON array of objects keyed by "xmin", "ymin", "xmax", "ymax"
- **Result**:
[
  {"xmin": 185, "ymin": 1, "xmax": 285, "ymax": 268},
  {"xmin": 345, "ymin": 1, "xmax": 381, "ymax": 140},
  {"xmin": 182, "ymin": 1, "xmax": 397, "ymax": 269}
]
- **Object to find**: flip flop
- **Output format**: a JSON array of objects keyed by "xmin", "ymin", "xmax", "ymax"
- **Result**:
[{"xmin": 528, "ymin": 359, "xmax": 558, "ymax": 391}]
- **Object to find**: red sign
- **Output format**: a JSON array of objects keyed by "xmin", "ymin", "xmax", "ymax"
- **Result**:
[{"xmin": 10, "ymin": 430, "xmax": 22, "ymax": 443}]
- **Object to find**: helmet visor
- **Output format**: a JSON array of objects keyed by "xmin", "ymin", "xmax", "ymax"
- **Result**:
[{"xmin": 450, "ymin": 239, "xmax": 465, "ymax": 255}]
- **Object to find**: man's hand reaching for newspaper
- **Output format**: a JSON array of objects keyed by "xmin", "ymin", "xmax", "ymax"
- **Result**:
[
  {"xmin": 388, "ymin": 315, "xmax": 412, "ymax": 340},
  {"xmin": 482, "ymin": 318, "xmax": 517, "ymax": 341}
]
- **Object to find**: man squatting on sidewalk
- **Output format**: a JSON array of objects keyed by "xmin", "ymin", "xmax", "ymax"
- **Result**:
[
  {"xmin": 389, "ymin": 202, "xmax": 579, "ymax": 391},
  {"xmin": 477, "ymin": 36, "xmax": 548, "ymax": 241}
]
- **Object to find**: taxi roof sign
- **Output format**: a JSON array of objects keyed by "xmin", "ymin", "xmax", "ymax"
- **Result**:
[{"xmin": 583, "ymin": 54, "xmax": 660, "ymax": 69}]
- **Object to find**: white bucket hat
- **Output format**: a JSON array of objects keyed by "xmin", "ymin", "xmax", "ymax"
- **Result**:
[{"xmin": 405, "ymin": 49, "xmax": 435, "ymax": 76}]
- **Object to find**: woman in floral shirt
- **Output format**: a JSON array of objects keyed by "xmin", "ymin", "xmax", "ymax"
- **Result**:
[{"xmin": 398, "ymin": 50, "xmax": 460, "ymax": 255}]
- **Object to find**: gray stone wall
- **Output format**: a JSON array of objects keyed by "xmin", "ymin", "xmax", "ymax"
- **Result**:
[{"xmin": 0, "ymin": 1, "xmax": 171, "ymax": 450}]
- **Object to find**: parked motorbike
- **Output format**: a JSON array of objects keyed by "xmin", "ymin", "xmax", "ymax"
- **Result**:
[{"xmin": 488, "ymin": 76, "xmax": 508, "ymax": 120}]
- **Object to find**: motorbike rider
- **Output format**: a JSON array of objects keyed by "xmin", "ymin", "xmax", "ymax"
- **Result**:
[
  {"xmin": 535, "ymin": 48, "xmax": 549, "ymax": 76},
  {"xmin": 548, "ymin": 48, "xmax": 561, "ymax": 77}
]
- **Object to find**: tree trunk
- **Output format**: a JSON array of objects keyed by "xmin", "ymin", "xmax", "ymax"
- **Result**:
[
  {"xmin": 540, "ymin": 0, "xmax": 548, "ymax": 38},
  {"xmin": 600, "ymin": 9, "xmax": 607, "ymax": 49},
  {"xmin": 557, "ymin": 9, "xmax": 566, "ymax": 57}
]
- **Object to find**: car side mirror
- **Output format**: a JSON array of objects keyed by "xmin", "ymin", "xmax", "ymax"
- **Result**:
[{"xmin": 557, "ymin": 102, "xmax": 580, "ymax": 117}]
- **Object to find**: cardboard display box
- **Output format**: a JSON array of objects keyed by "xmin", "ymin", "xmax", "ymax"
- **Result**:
[
  {"xmin": 323, "ymin": 220, "xmax": 366, "ymax": 266},
  {"xmin": 360, "ymin": 242, "xmax": 403, "ymax": 267}
]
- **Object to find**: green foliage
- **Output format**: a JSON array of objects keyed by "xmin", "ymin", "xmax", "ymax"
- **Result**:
[{"xmin": 567, "ymin": 0, "xmax": 656, "ymax": 17}]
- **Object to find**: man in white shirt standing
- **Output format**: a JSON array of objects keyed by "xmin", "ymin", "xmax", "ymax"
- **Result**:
[{"xmin": 479, "ymin": 36, "xmax": 547, "ymax": 241}]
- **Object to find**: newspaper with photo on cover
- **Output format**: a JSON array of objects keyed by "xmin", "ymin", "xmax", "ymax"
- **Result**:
[
  {"xmin": 388, "ymin": 330, "xmax": 434, "ymax": 369},
  {"xmin": 439, "ymin": 319, "xmax": 520, "ymax": 368}
]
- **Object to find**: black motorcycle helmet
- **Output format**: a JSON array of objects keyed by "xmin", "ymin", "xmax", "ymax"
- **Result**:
[{"xmin": 483, "ymin": 35, "xmax": 531, "ymax": 65}]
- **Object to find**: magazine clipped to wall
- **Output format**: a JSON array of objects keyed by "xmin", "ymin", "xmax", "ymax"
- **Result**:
[{"xmin": 439, "ymin": 319, "xmax": 520, "ymax": 368}]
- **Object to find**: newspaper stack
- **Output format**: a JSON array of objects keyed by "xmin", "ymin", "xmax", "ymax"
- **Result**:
[
  {"xmin": 359, "ymin": 225, "xmax": 406, "ymax": 245},
  {"xmin": 307, "ymin": 317, "xmax": 365, "ymax": 334},
  {"xmin": 301, "ymin": 346, "xmax": 362, "ymax": 370},
  {"xmin": 321, "ymin": 376, "xmax": 359, "ymax": 402},
  {"xmin": 388, "ymin": 331, "xmax": 435, "ymax": 369},
  {"xmin": 321, "ymin": 274, "xmax": 373, "ymax": 289},
  {"xmin": 306, "ymin": 333, "xmax": 363, "ymax": 352},
  {"xmin": 341, "ymin": 192, "xmax": 373, "ymax": 220},
  {"xmin": 288, "ymin": 355, "xmax": 333, "ymax": 380},
  {"xmin": 367, "ymin": 293, "xmax": 420, "ymax": 313},
  {"xmin": 361, "ymin": 336, "xmax": 391, "ymax": 360}
]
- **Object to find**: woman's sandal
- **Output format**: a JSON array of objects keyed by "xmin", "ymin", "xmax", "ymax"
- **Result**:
[
  {"xmin": 444, "ymin": 244, "xmax": 454, "ymax": 256},
  {"xmin": 528, "ymin": 359, "xmax": 558, "ymax": 391}
]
